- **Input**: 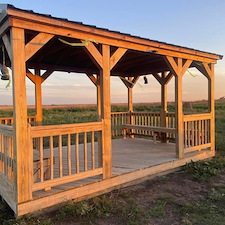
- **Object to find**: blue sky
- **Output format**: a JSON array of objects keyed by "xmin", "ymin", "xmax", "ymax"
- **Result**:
[{"xmin": 1, "ymin": 0, "xmax": 225, "ymax": 105}]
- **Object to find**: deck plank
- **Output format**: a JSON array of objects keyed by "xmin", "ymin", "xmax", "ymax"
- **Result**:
[{"xmin": 33, "ymin": 138, "xmax": 176, "ymax": 199}]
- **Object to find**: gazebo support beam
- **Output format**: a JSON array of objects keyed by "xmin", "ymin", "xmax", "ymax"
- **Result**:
[
  {"xmin": 100, "ymin": 45, "xmax": 111, "ymax": 179},
  {"xmin": 128, "ymin": 77, "xmax": 133, "ymax": 112},
  {"xmin": 25, "ymin": 33, "xmax": 54, "ymax": 61},
  {"xmin": 152, "ymin": 71, "xmax": 174, "ymax": 142},
  {"xmin": 85, "ymin": 44, "xmax": 127, "ymax": 179},
  {"xmin": 11, "ymin": 27, "xmax": 32, "ymax": 204},
  {"xmin": 203, "ymin": 63, "xmax": 215, "ymax": 153},
  {"xmin": 34, "ymin": 69, "xmax": 43, "ymax": 123},
  {"xmin": 26, "ymin": 69, "xmax": 53, "ymax": 124},
  {"xmin": 165, "ymin": 57, "xmax": 192, "ymax": 158},
  {"xmin": 161, "ymin": 72, "xmax": 168, "ymax": 142},
  {"xmin": 86, "ymin": 73, "xmax": 102, "ymax": 167}
]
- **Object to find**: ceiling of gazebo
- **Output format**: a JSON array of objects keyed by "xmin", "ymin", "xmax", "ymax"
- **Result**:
[{"xmin": 24, "ymin": 33, "xmax": 169, "ymax": 77}]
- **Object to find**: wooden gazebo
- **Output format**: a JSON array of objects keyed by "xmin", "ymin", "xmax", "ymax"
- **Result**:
[{"xmin": 0, "ymin": 4, "xmax": 222, "ymax": 216}]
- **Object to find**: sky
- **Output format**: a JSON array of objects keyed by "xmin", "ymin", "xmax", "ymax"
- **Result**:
[{"xmin": 1, "ymin": 0, "xmax": 225, "ymax": 105}]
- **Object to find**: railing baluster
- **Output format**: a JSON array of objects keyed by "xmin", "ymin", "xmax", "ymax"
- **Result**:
[
  {"xmin": 39, "ymin": 137, "xmax": 44, "ymax": 182},
  {"xmin": 76, "ymin": 133, "xmax": 79, "ymax": 173},
  {"xmin": 91, "ymin": 131, "xmax": 95, "ymax": 170},
  {"xmin": 84, "ymin": 132, "xmax": 87, "ymax": 171},
  {"xmin": 58, "ymin": 135, "xmax": 63, "ymax": 177},
  {"xmin": 9, "ymin": 137, "xmax": 13, "ymax": 181},
  {"xmin": 49, "ymin": 136, "xmax": 54, "ymax": 179},
  {"xmin": 3, "ymin": 136, "xmax": 7, "ymax": 176},
  {"xmin": 67, "ymin": 134, "xmax": 71, "ymax": 175}
]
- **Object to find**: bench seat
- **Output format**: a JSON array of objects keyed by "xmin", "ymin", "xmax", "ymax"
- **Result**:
[{"xmin": 122, "ymin": 124, "xmax": 176, "ymax": 144}]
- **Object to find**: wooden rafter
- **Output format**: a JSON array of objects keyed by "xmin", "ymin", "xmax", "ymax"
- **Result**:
[
  {"xmin": 164, "ymin": 71, "xmax": 173, "ymax": 84},
  {"xmin": 10, "ymin": 17, "xmax": 220, "ymax": 63},
  {"xmin": 202, "ymin": 62, "xmax": 213, "ymax": 79},
  {"xmin": 110, "ymin": 47, "xmax": 127, "ymax": 70},
  {"xmin": 164, "ymin": 56, "xmax": 192, "ymax": 77},
  {"xmin": 86, "ymin": 73, "xmax": 99, "ymax": 86},
  {"xmin": 41, "ymin": 69, "xmax": 54, "ymax": 81},
  {"xmin": 84, "ymin": 42, "xmax": 103, "ymax": 68},
  {"xmin": 152, "ymin": 72, "xmax": 162, "ymax": 84},
  {"xmin": 152, "ymin": 71, "xmax": 173, "ymax": 85},
  {"xmin": 26, "ymin": 71, "xmax": 44, "ymax": 84},
  {"xmin": 120, "ymin": 76, "xmax": 140, "ymax": 88},
  {"xmin": 0, "ymin": 20, "xmax": 10, "ymax": 37},
  {"xmin": 25, "ymin": 33, "xmax": 54, "ymax": 61},
  {"xmin": 26, "ymin": 69, "xmax": 53, "ymax": 84},
  {"xmin": 2, "ymin": 34, "xmax": 12, "ymax": 61}
]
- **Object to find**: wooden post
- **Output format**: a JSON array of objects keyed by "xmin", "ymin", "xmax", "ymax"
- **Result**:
[
  {"xmin": 175, "ymin": 73, "xmax": 184, "ymax": 158},
  {"xmin": 165, "ymin": 57, "xmax": 192, "ymax": 158},
  {"xmin": 128, "ymin": 77, "xmax": 133, "ymax": 112},
  {"xmin": 207, "ymin": 64, "xmax": 215, "ymax": 154},
  {"xmin": 96, "ymin": 75, "xmax": 103, "ymax": 167},
  {"xmin": 160, "ymin": 72, "xmax": 168, "ymax": 143},
  {"xmin": 128, "ymin": 77, "xmax": 134, "ymax": 137},
  {"xmin": 34, "ymin": 69, "xmax": 43, "ymax": 124},
  {"xmin": 11, "ymin": 27, "xmax": 33, "ymax": 203},
  {"xmin": 100, "ymin": 45, "xmax": 112, "ymax": 179},
  {"xmin": 195, "ymin": 62, "xmax": 215, "ymax": 154}
]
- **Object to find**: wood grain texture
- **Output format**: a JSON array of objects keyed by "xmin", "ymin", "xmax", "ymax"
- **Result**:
[
  {"xmin": 11, "ymin": 27, "xmax": 33, "ymax": 203},
  {"xmin": 25, "ymin": 32, "xmax": 54, "ymax": 61},
  {"xmin": 100, "ymin": 44, "xmax": 112, "ymax": 179}
]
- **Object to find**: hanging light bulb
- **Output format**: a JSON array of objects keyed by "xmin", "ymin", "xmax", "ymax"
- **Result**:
[
  {"xmin": 0, "ymin": 63, "xmax": 10, "ymax": 80},
  {"xmin": 143, "ymin": 75, "xmax": 148, "ymax": 84}
]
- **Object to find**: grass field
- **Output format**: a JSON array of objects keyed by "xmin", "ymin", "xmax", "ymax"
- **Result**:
[{"xmin": 0, "ymin": 101, "xmax": 225, "ymax": 224}]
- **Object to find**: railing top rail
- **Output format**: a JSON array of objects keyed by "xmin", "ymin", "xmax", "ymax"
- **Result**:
[
  {"xmin": 0, "ymin": 124, "xmax": 13, "ymax": 137},
  {"xmin": 0, "ymin": 115, "xmax": 35, "ymax": 120},
  {"xmin": 184, "ymin": 113, "xmax": 211, "ymax": 122},
  {"xmin": 111, "ymin": 111, "xmax": 176, "ymax": 115},
  {"xmin": 111, "ymin": 112, "xmax": 130, "ymax": 115},
  {"xmin": 30, "ymin": 121, "xmax": 103, "ymax": 137}
]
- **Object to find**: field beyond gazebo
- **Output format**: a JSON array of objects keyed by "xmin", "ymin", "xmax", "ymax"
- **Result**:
[{"xmin": 1, "ymin": 100, "xmax": 225, "ymax": 224}]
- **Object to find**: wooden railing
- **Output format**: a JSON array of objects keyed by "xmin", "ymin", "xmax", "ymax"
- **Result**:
[
  {"xmin": 184, "ymin": 113, "xmax": 211, "ymax": 153},
  {"xmin": 29, "ymin": 121, "xmax": 103, "ymax": 192},
  {"xmin": 131, "ymin": 112, "xmax": 161, "ymax": 136},
  {"xmin": 111, "ymin": 112, "xmax": 130, "ymax": 137},
  {"xmin": 0, "ymin": 116, "xmax": 36, "ymax": 125},
  {"xmin": 0, "ymin": 124, "xmax": 14, "ymax": 190},
  {"xmin": 111, "ymin": 112, "xmax": 176, "ymax": 138}
]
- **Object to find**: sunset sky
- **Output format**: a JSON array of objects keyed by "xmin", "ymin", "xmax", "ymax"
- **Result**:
[{"xmin": 1, "ymin": 0, "xmax": 225, "ymax": 105}]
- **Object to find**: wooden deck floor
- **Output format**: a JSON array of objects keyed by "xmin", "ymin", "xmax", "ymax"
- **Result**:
[
  {"xmin": 112, "ymin": 138, "xmax": 176, "ymax": 175},
  {"xmin": 33, "ymin": 138, "xmax": 176, "ymax": 199}
]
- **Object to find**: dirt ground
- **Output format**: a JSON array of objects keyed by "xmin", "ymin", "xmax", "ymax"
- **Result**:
[
  {"xmin": 1, "ymin": 167, "xmax": 224, "ymax": 224},
  {"xmin": 51, "ymin": 168, "xmax": 223, "ymax": 225}
]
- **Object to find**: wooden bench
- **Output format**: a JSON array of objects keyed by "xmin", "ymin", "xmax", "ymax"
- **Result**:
[{"xmin": 122, "ymin": 124, "xmax": 176, "ymax": 144}]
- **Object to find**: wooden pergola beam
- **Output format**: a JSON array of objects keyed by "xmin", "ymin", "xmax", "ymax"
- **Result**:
[
  {"xmin": 120, "ymin": 76, "xmax": 140, "ymax": 88},
  {"xmin": 28, "ymin": 63, "xmax": 98, "ymax": 75},
  {"xmin": 41, "ymin": 69, "xmax": 54, "ymax": 81},
  {"xmin": 86, "ymin": 73, "xmax": 99, "ymax": 86},
  {"xmin": 11, "ymin": 27, "xmax": 32, "ymax": 204},
  {"xmin": 84, "ymin": 42, "xmax": 103, "ymax": 68},
  {"xmin": 152, "ymin": 71, "xmax": 173, "ymax": 85},
  {"xmin": 25, "ymin": 32, "xmax": 54, "ymax": 61},
  {"xmin": 164, "ymin": 56, "xmax": 192, "ymax": 159},
  {"xmin": 2, "ymin": 34, "xmax": 12, "ymax": 61},
  {"xmin": 9, "ymin": 16, "xmax": 220, "ymax": 63},
  {"xmin": 110, "ymin": 47, "xmax": 127, "ymax": 70},
  {"xmin": 100, "ymin": 44, "xmax": 111, "ymax": 179}
]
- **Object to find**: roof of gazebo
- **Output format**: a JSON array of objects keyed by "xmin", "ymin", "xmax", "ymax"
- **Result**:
[{"xmin": 0, "ymin": 4, "xmax": 223, "ymax": 77}]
